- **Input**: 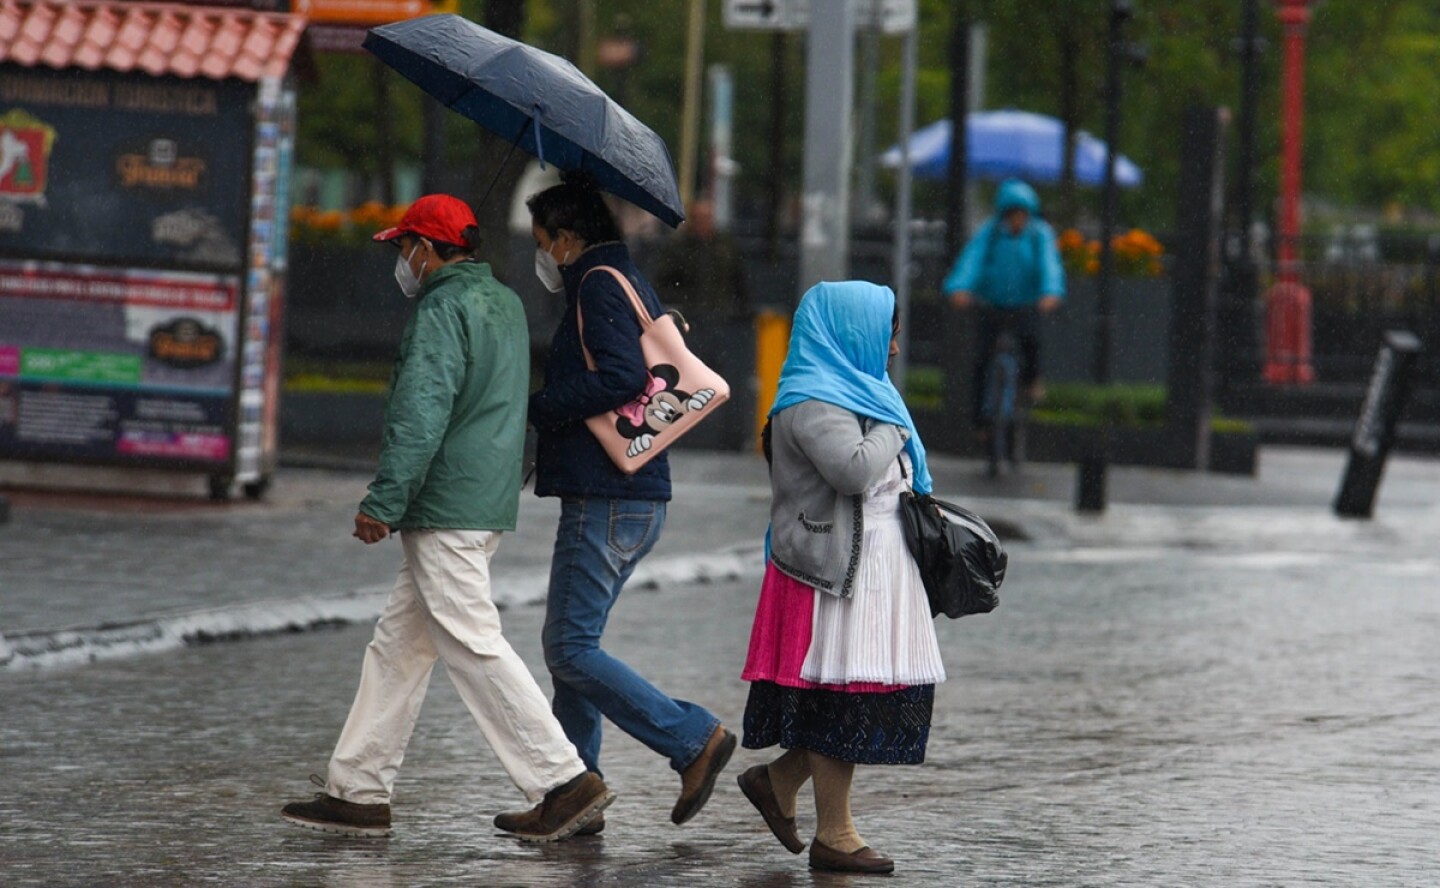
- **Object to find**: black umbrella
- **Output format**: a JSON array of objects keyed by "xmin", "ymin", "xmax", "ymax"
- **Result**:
[{"xmin": 364, "ymin": 14, "xmax": 685, "ymax": 228}]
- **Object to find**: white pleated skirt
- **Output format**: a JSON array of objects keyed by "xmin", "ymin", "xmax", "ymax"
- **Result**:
[{"xmin": 800, "ymin": 465, "xmax": 947, "ymax": 687}]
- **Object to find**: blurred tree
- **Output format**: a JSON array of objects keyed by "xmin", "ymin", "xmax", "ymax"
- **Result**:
[
  {"xmin": 1307, "ymin": 2, "xmax": 1440, "ymax": 216},
  {"xmin": 296, "ymin": 53, "xmax": 423, "ymax": 200},
  {"xmin": 293, "ymin": 0, "xmax": 1440, "ymax": 240}
]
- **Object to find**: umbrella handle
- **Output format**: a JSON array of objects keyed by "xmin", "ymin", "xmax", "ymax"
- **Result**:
[
  {"xmin": 531, "ymin": 104, "xmax": 546, "ymax": 170},
  {"xmin": 474, "ymin": 115, "xmax": 531, "ymax": 215}
]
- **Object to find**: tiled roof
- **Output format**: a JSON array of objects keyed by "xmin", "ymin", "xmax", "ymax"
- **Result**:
[{"xmin": 0, "ymin": 1, "xmax": 308, "ymax": 82}]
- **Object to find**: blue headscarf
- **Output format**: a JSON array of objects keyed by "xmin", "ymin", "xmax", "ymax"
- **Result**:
[{"xmin": 769, "ymin": 281, "xmax": 933, "ymax": 495}]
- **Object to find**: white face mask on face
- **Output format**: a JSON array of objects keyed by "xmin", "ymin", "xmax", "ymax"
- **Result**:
[
  {"xmin": 534, "ymin": 243, "xmax": 569, "ymax": 293},
  {"xmin": 394, "ymin": 241, "xmax": 426, "ymax": 299}
]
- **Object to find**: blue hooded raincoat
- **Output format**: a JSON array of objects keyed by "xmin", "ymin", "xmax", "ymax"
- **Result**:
[{"xmin": 941, "ymin": 179, "xmax": 1065, "ymax": 308}]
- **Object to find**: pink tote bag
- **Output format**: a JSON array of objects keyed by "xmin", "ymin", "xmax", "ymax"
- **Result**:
[{"xmin": 576, "ymin": 266, "xmax": 730, "ymax": 473}]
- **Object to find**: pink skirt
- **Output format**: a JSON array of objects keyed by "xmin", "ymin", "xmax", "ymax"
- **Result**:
[{"xmin": 741, "ymin": 562, "xmax": 904, "ymax": 694}]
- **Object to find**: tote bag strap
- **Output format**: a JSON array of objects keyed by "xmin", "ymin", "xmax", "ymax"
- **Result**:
[{"xmin": 575, "ymin": 266, "xmax": 654, "ymax": 372}]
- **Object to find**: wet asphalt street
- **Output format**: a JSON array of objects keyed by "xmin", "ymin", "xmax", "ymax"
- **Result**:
[{"xmin": 3, "ymin": 448, "xmax": 1440, "ymax": 886}]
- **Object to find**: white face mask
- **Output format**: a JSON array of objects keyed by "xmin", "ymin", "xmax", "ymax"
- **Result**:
[
  {"xmin": 394, "ymin": 241, "xmax": 426, "ymax": 299},
  {"xmin": 534, "ymin": 244, "xmax": 569, "ymax": 293}
]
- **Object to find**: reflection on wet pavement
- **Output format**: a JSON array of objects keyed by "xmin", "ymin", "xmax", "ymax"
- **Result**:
[{"xmin": 4, "ymin": 487, "xmax": 1440, "ymax": 884}]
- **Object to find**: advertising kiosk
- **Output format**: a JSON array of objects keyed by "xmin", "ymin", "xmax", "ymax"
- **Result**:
[{"xmin": 0, "ymin": 1, "xmax": 306, "ymax": 498}]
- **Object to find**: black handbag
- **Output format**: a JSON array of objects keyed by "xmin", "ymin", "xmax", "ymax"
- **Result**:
[{"xmin": 897, "ymin": 471, "xmax": 1008, "ymax": 618}]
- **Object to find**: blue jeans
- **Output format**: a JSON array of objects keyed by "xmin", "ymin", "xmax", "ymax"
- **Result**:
[{"xmin": 543, "ymin": 497, "xmax": 720, "ymax": 776}]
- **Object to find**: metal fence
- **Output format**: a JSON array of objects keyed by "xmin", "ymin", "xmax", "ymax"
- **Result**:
[
  {"xmin": 1229, "ymin": 231, "xmax": 1440, "ymax": 386},
  {"xmin": 284, "ymin": 223, "xmax": 1440, "ymax": 393}
]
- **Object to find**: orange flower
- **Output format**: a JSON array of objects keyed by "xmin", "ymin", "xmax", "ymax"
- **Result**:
[
  {"xmin": 310, "ymin": 210, "xmax": 346, "ymax": 232},
  {"xmin": 1056, "ymin": 226, "xmax": 1164, "ymax": 276},
  {"xmin": 349, "ymin": 201, "xmax": 392, "ymax": 228},
  {"xmin": 381, "ymin": 204, "xmax": 407, "ymax": 227},
  {"xmin": 1114, "ymin": 229, "xmax": 1163, "ymax": 276}
]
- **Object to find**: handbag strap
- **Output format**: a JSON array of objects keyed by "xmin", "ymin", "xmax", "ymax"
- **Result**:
[
  {"xmin": 895, "ymin": 453, "xmax": 917, "ymax": 494},
  {"xmin": 575, "ymin": 265, "xmax": 653, "ymax": 372}
]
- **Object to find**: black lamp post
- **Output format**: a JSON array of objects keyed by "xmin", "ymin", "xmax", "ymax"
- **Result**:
[
  {"xmin": 1078, "ymin": 0, "xmax": 1142, "ymax": 513},
  {"xmin": 1092, "ymin": 0, "xmax": 1136, "ymax": 386},
  {"xmin": 1224, "ymin": 0, "xmax": 1265, "ymax": 387}
]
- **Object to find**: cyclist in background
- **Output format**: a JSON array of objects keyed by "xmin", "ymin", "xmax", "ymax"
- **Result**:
[{"xmin": 943, "ymin": 178, "xmax": 1065, "ymax": 423}]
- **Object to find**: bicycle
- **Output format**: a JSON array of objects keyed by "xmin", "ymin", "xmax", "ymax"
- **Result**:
[{"xmin": 977, "ymin": 319, "xmax": 1027, "ymax": 478}]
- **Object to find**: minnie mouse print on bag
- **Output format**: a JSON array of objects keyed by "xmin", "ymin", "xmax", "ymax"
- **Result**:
[{"xmin": 577, "ymin": 266, "xmax": 729, "ymax": 472}]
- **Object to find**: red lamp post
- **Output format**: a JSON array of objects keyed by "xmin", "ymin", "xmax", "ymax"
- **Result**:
[{"xmin": 1264, "ymin": 0, "xmax": 1316, "ymax": 384}]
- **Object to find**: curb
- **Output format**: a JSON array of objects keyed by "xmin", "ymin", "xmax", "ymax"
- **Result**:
[{"xmin": 2, "ymin": 543, "xmax": 765, "ymax": 672}]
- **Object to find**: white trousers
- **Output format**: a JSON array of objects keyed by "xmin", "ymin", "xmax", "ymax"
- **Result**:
[{"xmin": 327, "ymin": 529, "xmax": 586, "ymax": 805}]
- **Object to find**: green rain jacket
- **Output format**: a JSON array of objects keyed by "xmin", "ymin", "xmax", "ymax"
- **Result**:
[{"xmin": 359, "ymin": 261, "xmax": 529, "ymax": 531}]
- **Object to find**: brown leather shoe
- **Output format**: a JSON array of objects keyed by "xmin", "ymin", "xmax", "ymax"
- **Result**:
[
  {"xmin": 575, "ymin": 813, "xmax": 604, "ymax": 836},
  {"xmin": 500, "ymin": 772, "xmax": 614, "ymax": 843},
  {"xmin": 809, "ymin": 840, "xmax": 895, "ymax": 874},
  {"xmin": 495, "ymin": 806, "xmax": 604, "ymax": 836},
  {"xmin": 736, "ymin": 764, "xmax": 804, "ymax": 853},
  {"xmin": 281, "ymin": 793, "xmax": 392, "ymax": 838},
  {"xmin": 671, "ymin": 725, "xmax": 737, "ymax": 825}
]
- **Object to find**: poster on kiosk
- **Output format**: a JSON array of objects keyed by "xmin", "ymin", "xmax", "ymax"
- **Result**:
[{"xmin": 0, "ymin": 2, "xmax": 305, "ymax": 499}]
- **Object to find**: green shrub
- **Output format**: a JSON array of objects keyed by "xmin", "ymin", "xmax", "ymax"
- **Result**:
[
  {"xmin": 284, "ymin": 357, "xmax": 390, "ymax": 394},
  {"xmin": 1031, "ymin": 383, "xmax": 1253, "ymax": 434},
  {"xmin": 905, "ymin": 366, "xmax": 944, "ymax": 410},
  {"xmin": 1034, "ymin": 383, "xmax": 1167, "ymax": 426}
]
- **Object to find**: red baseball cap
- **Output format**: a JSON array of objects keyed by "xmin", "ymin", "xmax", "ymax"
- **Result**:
[{"xmin": 373, "ymin": 194, "xmax": 478, "ymax": 246}]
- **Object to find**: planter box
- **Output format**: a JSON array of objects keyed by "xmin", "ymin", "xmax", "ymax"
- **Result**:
[
  {"xmin": 279, "ymin": 386, "xmax": 760, "ymax": 456},
  {"xmin": 287, "ymin": 242, "xmax": 411, "ymax": 361},
  {"xmin": 912, "ymin": 408, "xmax": 1258, "ymax": 476},
  {"xmin": 1043, "ymin": 277, "xmax": 1173, "ymax": 385},
  {"xmin": 281, "ymin": 391, "xmax": 386, "ymax": 448}
]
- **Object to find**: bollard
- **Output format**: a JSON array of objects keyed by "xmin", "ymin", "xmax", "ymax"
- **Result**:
[
  {"xmin": 1334, "ymin": 330, "xmax": 1422, "ymax": 519},
  {"xmin": 1075, "ymin": 453, "xmax": 1108, "ymax": 513},
  {"xmin": 753, "ymin": 310, "xmax": 791, "ymax": 450}
]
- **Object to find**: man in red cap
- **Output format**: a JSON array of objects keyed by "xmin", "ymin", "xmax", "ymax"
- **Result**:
[{"xmin": 281, "ymin": 194, "xmax": 613, "ymax": 842}]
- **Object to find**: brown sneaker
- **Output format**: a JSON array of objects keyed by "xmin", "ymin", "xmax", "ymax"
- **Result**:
[
  {"xmin": 281, "ymin": 784, "xmax": 392, "ymax": 838},
  {"xmin": 500, "ymin": 772, "xmax": 614, "ymax": 843},
  {"xmin": 671, "ymin": 725, "xmax": 737, "ymax": 825},
  {"xmin": 495, "ymin": 805, "xmax": 605, "ymax": 836},
  {"xmin": 576, "ymin": 813, "xmax": 605, "ymax": 836}
]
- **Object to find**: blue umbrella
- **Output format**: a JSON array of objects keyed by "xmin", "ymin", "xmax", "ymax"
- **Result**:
[
  {"xmin": 881, "ymin": 110, "xmax": 1143, "ymax": 188},
  {"xmin": 364, "ymin": 15, "xmax": 685, "ymax": 227}
]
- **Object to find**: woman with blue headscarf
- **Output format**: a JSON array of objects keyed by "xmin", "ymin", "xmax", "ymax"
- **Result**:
[{"xmin": 736, "ymin": 281, "xmax": 945, "ymax": 875}]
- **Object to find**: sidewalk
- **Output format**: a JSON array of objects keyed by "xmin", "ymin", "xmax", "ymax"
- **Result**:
[{"xmin": 3, "ymin": 446, "xmax": 1440, "ymax": 885}]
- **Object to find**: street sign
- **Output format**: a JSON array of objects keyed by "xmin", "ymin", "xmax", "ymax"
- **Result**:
[
  {"xmin": 867, "ymin": 0, "xmax": 917, "ymax": 34},
  {"xmin": 724, "ymin": 0, "xmax": 915, "ymax": 34},
  {"xmin": 724, "ymin": 0, "xmax": 809, "ymax": 31}
]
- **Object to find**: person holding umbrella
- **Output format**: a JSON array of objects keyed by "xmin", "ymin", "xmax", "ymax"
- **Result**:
[
  {"xmin": 279, "ymin": 195, "xmax": 612, "ymax": 843},
  {"xmin": 491, "ymin": 174, "xmax": 735, "ymax": 839}
]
